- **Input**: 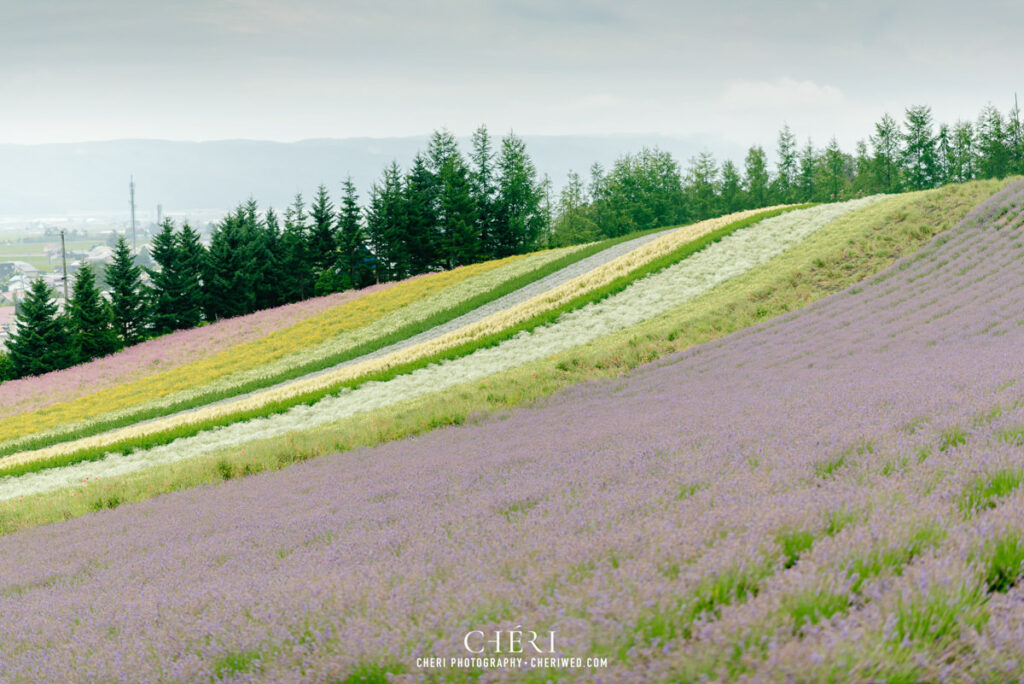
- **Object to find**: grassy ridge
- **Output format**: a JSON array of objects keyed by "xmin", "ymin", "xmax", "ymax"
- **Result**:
[{"xmin": 0, "ymin": 206, "xmax": 807, "ymax": 478}]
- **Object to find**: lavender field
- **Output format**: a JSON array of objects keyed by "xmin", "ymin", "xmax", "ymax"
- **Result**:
[{"xmin": 2, "ymin": 180, "xmax": 1024, "ymax": 682}]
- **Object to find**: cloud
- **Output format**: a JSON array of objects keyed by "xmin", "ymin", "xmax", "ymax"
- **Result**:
[{"xmin": 720, "ymin": 78, "xmax": 844, "ymax": 111}]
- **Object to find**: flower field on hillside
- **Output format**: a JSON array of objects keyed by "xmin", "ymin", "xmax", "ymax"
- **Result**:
[
  {"xmin": 0, "ymin": 199, "xmax": 872, "ymax": 485},
  {"xmin": 0, "ymin": 181, "xmax": 1021, "ymax": 681}
]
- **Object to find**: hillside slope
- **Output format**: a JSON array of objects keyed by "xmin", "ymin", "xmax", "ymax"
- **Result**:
[{"xmin": 0, "ymin": 181, "xmax": 1021, "ymax": 680}]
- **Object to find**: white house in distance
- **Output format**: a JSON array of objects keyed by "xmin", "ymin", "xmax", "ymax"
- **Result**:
[{"xmin": 0, "ymin": 306, "xmax": 16, "ymax": 351}]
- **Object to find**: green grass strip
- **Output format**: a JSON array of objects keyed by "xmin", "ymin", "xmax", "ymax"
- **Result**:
[
  {"xmin": 1, "ymin": 206, "xmax": 809, "ymax": 478},
  {"xmin": 0, "ymin": 224, "xmax": 675, "ymax": 458}
]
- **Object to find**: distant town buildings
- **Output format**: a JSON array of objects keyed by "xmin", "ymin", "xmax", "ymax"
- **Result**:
[{"xmin": 0, "ymin": 242, "xmax": 155, "ymax": 351}]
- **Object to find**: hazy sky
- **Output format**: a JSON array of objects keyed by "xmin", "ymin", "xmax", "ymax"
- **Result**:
[{"xmin": 2, "ymin": 0, "xmax": 1022, "ymax": 149}]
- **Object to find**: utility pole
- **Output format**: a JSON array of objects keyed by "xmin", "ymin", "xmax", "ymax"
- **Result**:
[
  {"xmin": 130, "ymin": 176, "xmax": 137, "ymax": 251},
  {"xmin": 60, "ymin": 229, "xmax": 69, "ymax": 305}
]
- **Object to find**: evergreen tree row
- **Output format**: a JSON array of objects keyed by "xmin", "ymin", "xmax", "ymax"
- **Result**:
[
  {"xmin": 3, "ymin": 102, "xmax": 1022, "ymax": 382},
  {"xmin": 551, "ymin": 100, "xmax": 1024, "ymax": 244}
]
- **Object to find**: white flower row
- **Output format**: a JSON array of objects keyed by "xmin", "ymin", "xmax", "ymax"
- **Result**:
[{"xmin": 0, "ymin": 197, "xmax": 884, "ymax": 500}]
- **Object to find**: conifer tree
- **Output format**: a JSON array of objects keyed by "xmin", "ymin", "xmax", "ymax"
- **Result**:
[
  {"xmin": 254, "ymin": 207, "xmax": 283, "ymax": 309},
  {"xmin": 308, "ymin": 185, "xmax": 337, "ymax": 275},
  {"xmin": 538, "ymin": 173, "xmax": 554, "ymax": 247},
  {"xmin": 936, "ymin": 124, "xmax": 953, "ymax": 186},
  {"xmin": 797, "ymin": 140, "xmax": 817, "ymax": 202},
  {"xmin": 147, "ymin": 218, "xmax": 184, "ymax": 335},
  {"xmin": 1008, "ymin": 100, "xmax": 1024, "ymax": 175},
  {"xmin": 772, "ymin": 124, "xmax": 798, "ymax": 203},
  {"xmin": 743, "ymin": 145, "xmax": 770, "ymax": 208},
  {"xmin": 494, "ymin": 133, "xmax": 545, "ymax": 256},
  {"xmin": 719, "ymin": 160, "xmax": 743, "ymax": 213},
  {"xmin": 336, "ymin": 177, "xmax": 370, "ymax": 289},
  {"xmin": 852, "ymin": 140, "xmax": 874, "ymax": 196},
  {"xmin": 403, "ymin": 154, "xmax": 440, "ymax": 273},
  {"xmin": 365, "ymin": 163, "xmax": 408, "ymax": 280},
  {"xmin": 551, "ymin": 170, "xmax": 598, "ymax": 246},
  {"xmin": 68, "ymin": 263, "xmax": 119, "ymax": 362},
  {"xmin": 686, "ymin": 152, "xmax": 719, "ymax": 220},
  {"xmin": 7, "ymin": 278, "xmax": 73, "ymax": 377},
  {"xmin": 818, "ymin": 137, "xmax": 849, "ymax": 201},
  {"xmin": 280, "ymin": 193, "xmax": 313, "ymax": 302},
  {"xmin": 107, "ymin": 234, "xmax": 147, "ymax": 345},
  {"xmin": 0, "ymin": 352, "xmax": 12, "ymax": 383},
  {"xmin": 901, "ymin": 105, "xmax": 939, "ymax": 190},
  {"xmin": 438, "ymin": 155, "xmax": 479, "ymax": 268},
  {"xmin": 427, "ymin": 128, "xmax": 460, "ymax": 175},
  {"xmin": 470, "ymin": 125, "xmax": 498, "ymax": 258},
  {"xmin": 870, "ymin": 114, "xmax": 902, "ymax": 193},
  {"xmin": 176, "ymin": 222, "xmax": 206, "ymax": 328},
  {"xmin": 951, "ymin": 120, "xmax": 976, "ymax": 182},
  {"xmin": 976, "ymin": 104, "xmax": 1010, "ymax": 179},
  {"xmin": 204, "ymin": 207, "xmax": 256, "ymax": 319}
]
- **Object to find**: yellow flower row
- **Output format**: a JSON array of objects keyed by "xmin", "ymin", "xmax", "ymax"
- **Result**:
[
  {"xmin": 0, "ymin": 255, "xmax": 524, "ymax": 443},
  {"xmin": 0, "ymin": 209, "xmax": 773, "ymax": 469}
]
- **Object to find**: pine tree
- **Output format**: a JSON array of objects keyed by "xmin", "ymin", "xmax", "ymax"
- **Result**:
[
  {"xmin": 1008, "ymin": 99, "xmax": 1024, "ymax": 175},
  {"xmin": 280, "ymin": 193, "xmax": 313, "ymax": 302},
  {"xmin": 818, "ymin": 137, "xmax": 849, "ymax": 201},
  {"xmin": 494, "ymin": 133, "xmax": 544, "ymax": 256},
  {"xmin": 853, "ymin": 140, "xmax": 873, "ymax": 196},
  {"xmin": 976, "ymin": 104, "xmax": 1010, "ymax": 179},
  {"xmin": 743, "ymin": 145, "xmax": 770, "ymax": 208},
  {"xmin": 470, "ymin": 125, "xmax": 498, "ymax": 259},
  {"xmin": 901, "ymin": 105, "xmax": 939, "ymax": 190},
  {"xmin": 0, "ymin": 352, "xmax": 12, "ymax": 383},
  {"xmin": 365, "ymin": 163, "xmax": 409, "ymax": 281},
  {"xmin": 427, "ymin": 128, "xmax": 460, "ymax": 175},
  {"xmin": 686, "ymin": 152, "xmax": 719, "ymax": 220},
  {"xmin": 68, "ymin": 263, "xmax": 119, "ymax": 362},
  {"xmin": 254, "ymin": 207, "xmax": 283, "ymax": 309},
  {"xmin": 719, "ymin": 160, "xmax": 743, "ymax": 213},
  {"xmin": 336, "ymin": 178, "xmax": 371, "ymax": 288},
  {"xmin": 870, "ymin": 114, "xmax": 902, "ymax": 193},
  {"xmin": 107, "ymin": 234, "xmax": 147, "ymax": 345},
  {"xmin": 7, "ymin": 278, "xmax": 73, "ymax": 377},
  {"xmin": 951, "ymin": 120, "xmax": 977, "ymax": 182},
  {"xmin": 936, "ymin": 124, "xmax": 953, "ymax": 187},
  {"xmin": 176, "ymin": 222, "xmax": 206, "ymax": 328},
  {"xmin": 797, "ymin": 140, "xmax": 817, "ymax": 202},
  {"xmin": 147, "ymin": 218, "xmax": 183, "ymax": 335},
  {"xmin": 588, "ymin": 162, "xmax": 613, "ymax": 236},
  {"xmin": 600, "ymin": 148, "xmax": 684, "ymax": 237},
  {"xmin": 403, "ymin": 154, "xmax": 440, "ymax": 273},
  {"xmin": 551, "ymin": 170, "xmax": 598, "ymax": 246},
  {"xmin": 772, "ymin": 124, "xmax": 798, "ymax": 203},
  {"xmin": 438, "ymin": 155, "xmax": 479, "ymax": 268},
  {"xmin": 204, "ymin": 207, "xmax": 257, "ymax": 319},
  {"xmin": 308, "ymin": 185, "xmax": 337, "ymax": 275},
  {"xmin": 538, "ymin": 173, "xmax": 554, "ymax": 247}
]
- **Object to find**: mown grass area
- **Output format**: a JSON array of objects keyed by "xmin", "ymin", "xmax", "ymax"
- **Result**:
[{"xmin": 0, "ymin": 179, "xmax": 1009, "ymax": 535}]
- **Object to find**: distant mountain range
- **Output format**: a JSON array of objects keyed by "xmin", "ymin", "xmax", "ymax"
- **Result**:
[{"xmin": 0, "ymin": 134, "xmax": 748, "ymax": 219}]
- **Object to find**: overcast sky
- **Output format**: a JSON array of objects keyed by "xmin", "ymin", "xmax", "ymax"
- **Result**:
[{"xmin": 2, "ymin": 0, "xmax": 1022, "ymax": 151}]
